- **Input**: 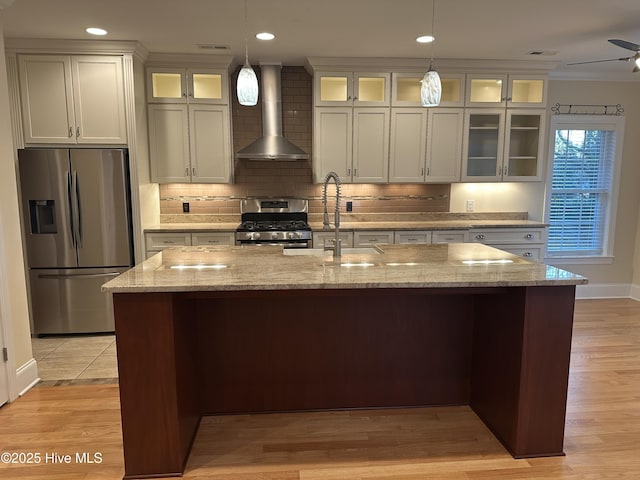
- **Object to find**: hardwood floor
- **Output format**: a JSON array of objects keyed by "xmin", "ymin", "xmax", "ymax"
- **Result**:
[{"xmin": 0, "ymin": 298, "xmax": 639, "ymax": 479}]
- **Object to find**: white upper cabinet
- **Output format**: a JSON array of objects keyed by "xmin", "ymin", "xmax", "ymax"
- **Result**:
[
  {"xmin": 462, "ymin": 108, "xmax": 544, "ymax": 182},
  {"xmin": 314, "ymin": 72, "xmax": 390, "ymax": 106},
  {"xmin": 147, "ymin": 68, "xmax": 228, "ymax": 104},
  {"xmin": 465, "ymin": 74, "xmax": 547, "ymax": 108},
  {"xmin": 426, "ymin": 108, "xmax": 464, "ymax": 182},
  {"xmin": 313, "ymin": 107, "xmax": 353, "ymax": 182},
  {"xmin": 391, "ymin": 72, "xmax": 465, "ymax": 107},
  {"xmin": 352, "ymin": 108, "xmax": 389, "ymax": 182},
  {"xmin": 148, "ymin": 103, "xmax": 231, "ymax": 183},
  {"xmin": 18, "ymin": 55, "xmax": 127, "ymax": 145},
  {"xmin": 389, "ymin": 108, "xmax": 428, "ymax": 182}
]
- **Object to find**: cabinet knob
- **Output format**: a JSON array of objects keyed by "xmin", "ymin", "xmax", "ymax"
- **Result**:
[
  {"xmin": 523, "ymin": 252, "xmax": 533, "ymax": 257},
  {"xmin": 525, "ymin": 234, "xmax": 535, "ymax": 239},
  {"xmin": 475, "ymin": 234, "xmax": 485, "ymax": 240}
]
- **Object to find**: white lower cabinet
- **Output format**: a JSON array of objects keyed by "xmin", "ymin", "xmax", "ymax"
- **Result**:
[
  {"xmin": 354, "ymin": 231, "xmax": 394, "ymax": 246},
  {"xmin": 469, "ymin": 227, "xmax": 546, "ymax": 260},
  {"xmin": 431, "ymin": 230, "xmax": 469, "ymax": 243},
  {"xmin": 191, "ymin": 232, "xmax": 235, "ymax": 246},
  {"xmin": 145, "ymin": 231, "xmax": 234, "ymax": 258},
  {"xmin": 313, "ymin": 231, "xmax": 354, "ymax": 248},
  {"xmin": 394, "ymin": 231, "xmax": 432, "ymax": 244}
]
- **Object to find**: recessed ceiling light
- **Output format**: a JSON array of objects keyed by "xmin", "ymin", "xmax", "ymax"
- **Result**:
[
  {"xmin": 86, "ymin": 27, "xmax": 107, "ymax": 36},
  {"xmin": 416, "ymin": 35, "xmax": 435, "ymax": 44},
  {"xmin": 256, "ymin": 32, "xmax": 275, "ymax": 41}
]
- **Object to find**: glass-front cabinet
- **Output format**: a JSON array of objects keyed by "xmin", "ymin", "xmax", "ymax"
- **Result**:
[
  {"xmin": 465, "ymin": 74, "xmax": 546, "ymax": 107},
  {"xmin": 462, "ymin": 109, "xmax": 544, "ymax": 182},
  {"xmin": 392, "ymin": 72, "xmax": 465, "ymax": 107},
  {"xmin": 147, "ymin": 68, "xmax": 227, "ymax": 104},
  {"xmin": 314, "ymin": 72, "xmax": 390, "ymax": 106}
]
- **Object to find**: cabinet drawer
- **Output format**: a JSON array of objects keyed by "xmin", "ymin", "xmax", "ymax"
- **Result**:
[
  {"xmin": 145, "ymin": 233, "xmax": 192, "ymax": 250},
  {"xmin": 354, "ymin": 231, "xmax": 395, "ymax": 246},
  {"xmin": 432, "ymin": 230, "xmax": 468, "ymax": 243},
  {"xmin": 191, "ymin": 232, "xmax": 234, "ymax": 246},
  {"xmin": 313, "ymin": 231, "xmax": 354, "ymax": 248},
  {"xmin": 493, "ymin": 245, "xmax": 543, "ymax": 261},
  {"xmin": 469, "ymin": 228, "xmax": 545, "ymax": 244},
  {"xmin": 394, "ymin": 231, "xmax": 431, "ymax": 244}
]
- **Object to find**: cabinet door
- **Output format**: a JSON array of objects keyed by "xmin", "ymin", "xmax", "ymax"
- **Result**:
[
  {"xmin": 507, "ymin": 75, "xmax": 547, "ymax": 107},
  {"xmin": 392, "ymin": 73, "xmax": 465, "ymax": 107},
  {"xmin": 189, "ymin": 105, "xmax": 231, "ymax": 183},
  {"xmin": 147, "ymin": 68, "xmax": 186, "ymax": 103},
  {"xmin": 148, "ymin": 104, "xmax": 190, "ymax": 183},
  {"xmin": 426, "ymin": 108, "xmax": 463, "ymax": 183},
  {"xmin": 191, "ymin": 232, "xmax": 235, "ymax": 246},
  {"xmin": 313, "ymin": 231, "xmax": 354, "ymax": 248},
  {"xmin": 394, "ymin": 231, "xmax": 432, "ymax": 244},
  {"xmin": 353, "ymin": 108, "xmax": 389, "ymax": 183},
  {"xmin": 314, "ymin": 72, "xmax": 353, "ymax": 106},
  {"xmin": 465, "ymin": 74, "xmax": 508, "ymax": 107},
  {"xmin": 71, "ymin": 56, "xmax": 127, "ymax": 144},
  {"xmin": 503, "ymin": 110, "xmax": 545, "ymax": 181},
  {"xmin": 354, "ymin": 231, "xmax": 394, "ymax": 246},
  {"xmin": 313, "ymin": 107, "xmax": 353, "ymax": 182},
  {"xmin": 354, "ymin": 73, "xmax": 390, "ymax": 106},
  {"xmin": 462, "ymin": 109, "xmax": 505, "ymax": 182},
  {"xmin": 187, "ymin": 69, "xmax": 228, "ymax": 104},
  {"xmin": 18, "ymin": 55, "xmax": 76, "ymax": 144},
  {"xmin": 389, "ymin": 109, "xmax": 427, "ymax": 182}
]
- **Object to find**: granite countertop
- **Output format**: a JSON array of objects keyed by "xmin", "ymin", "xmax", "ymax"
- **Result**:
[{"xmin": 102, "ymin": 243, "xmax": 586, "ymax": 293}]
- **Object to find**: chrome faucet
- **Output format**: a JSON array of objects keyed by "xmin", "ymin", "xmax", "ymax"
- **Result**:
[{"xmin": 322, "ymin": 171, "xmax": 342, "ymax": 258}]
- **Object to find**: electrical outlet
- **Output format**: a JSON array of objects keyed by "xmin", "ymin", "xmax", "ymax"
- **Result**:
[
  {"xmin": 182, "ymin": 202, "xmax": 190, "ymax": 213},
  {"xmin": 346, "ymin": 201, "xmax": 353, "ymax": 212},
  {"xmin": 466, "ymin": 200, "xmax": 475, "ymax": 212}
]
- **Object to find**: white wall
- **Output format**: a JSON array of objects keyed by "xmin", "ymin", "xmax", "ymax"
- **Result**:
[
  {"xmin": 451, "ymin": 79, "xmax": 640, "ymax": 289},
  {"xmin": 0, "ymin": 25, "xmax": 34, "ymax": 395}
]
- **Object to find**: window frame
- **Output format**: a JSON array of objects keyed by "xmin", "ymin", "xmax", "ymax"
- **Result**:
[{"xmin": 543, "ymin": 114, "xmax": 625, "ymax": 264}]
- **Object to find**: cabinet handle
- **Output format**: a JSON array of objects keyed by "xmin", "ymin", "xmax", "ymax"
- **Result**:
[
  {"xmin": 523, "ymin": 252, "xmax": 533, "ymax": 257},
  {"xmin": 192, "ymin": 167, "xmax": 196, "ymax": 176},
  {"xmin": 68, "ymin": 126, "xmax": 73, "ymax": 138},
  {"xmin": 504, "ymin": 166, "xmax": 508, "ymax": 176},
  {"xmin": 76, "ymin": 126, "xmax": 80, "ymax": 138},
  {"xmin": 347, "ymin": 168, "xmax": 351, "ymax": 176},
  {"xmin": 185, "ymin": 167, "xmax": 189, "ymax": 176},
  {"xmin": 498, "ymin": 166, "xmax": 502, "ymax": 176},
  {"xmin": 163, "ymin": 240, "xmax": 175, "ymax": 244},
  {"xmin": 525, "ymin": 234, "xmax": 535, "ymax": 239},
  {"xmin": 421, "ymin": 167, "xmax": 424, "ymax": 176},
  {"xmin": 354, "ymin": 168, "xmax": 358, "ymax": 177},
  {"xmin": 475, "ymin": 234, "xmax": 485, "ymax": 240}
]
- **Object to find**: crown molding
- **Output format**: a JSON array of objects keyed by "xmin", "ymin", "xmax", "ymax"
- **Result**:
[{"xmin": 4, "ymin": 38, "xmax": 148, "ymax": 60}]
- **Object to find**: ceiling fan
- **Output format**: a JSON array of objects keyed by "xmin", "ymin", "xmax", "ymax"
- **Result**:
[{"xmin": 567, "ymin": 39, "xmax": 640, "ymax": 72}]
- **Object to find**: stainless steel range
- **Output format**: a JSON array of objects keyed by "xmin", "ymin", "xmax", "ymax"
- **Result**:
[{"xmin": 236, "ymin": 198, "xmax": 312, "ymax": 248}]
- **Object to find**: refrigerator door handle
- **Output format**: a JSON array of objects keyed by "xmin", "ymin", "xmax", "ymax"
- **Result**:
[
  {"xmin": 36, "ymin": 272, "xmax": 121, "ymax": 280},
  {"xmin": 73, "ymin": 170, "xmax": 83, "ymax": 248},
  {"xmin": 66, "ymin": 170, "xmax": 76, "ymax": 249}
]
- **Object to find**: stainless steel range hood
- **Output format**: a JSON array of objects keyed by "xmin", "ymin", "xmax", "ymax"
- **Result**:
[{"xmin": 235, "ymin": 64, "xmax": 309, "ymax": 161}]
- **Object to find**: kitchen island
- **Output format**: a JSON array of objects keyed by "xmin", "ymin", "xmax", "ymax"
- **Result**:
[{"xmin": 103, "ymin": 244, "xmax": 586, "ymax": 479}]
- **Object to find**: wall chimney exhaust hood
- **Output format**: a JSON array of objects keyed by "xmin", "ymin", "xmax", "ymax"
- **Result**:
[{"xmin": 236, "ymin": 64, "xmax": 309, "ymax": 161}]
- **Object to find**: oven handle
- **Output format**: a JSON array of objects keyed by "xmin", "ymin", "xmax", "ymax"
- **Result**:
[{"xmin": 237, "ymin": 241, "xmax": 310, "ymax": 249}]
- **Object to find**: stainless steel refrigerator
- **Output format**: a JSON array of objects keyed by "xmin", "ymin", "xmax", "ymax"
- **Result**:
[{"xmin": 18, "ymin": 148, "xmax": 134, "ymax": 335}]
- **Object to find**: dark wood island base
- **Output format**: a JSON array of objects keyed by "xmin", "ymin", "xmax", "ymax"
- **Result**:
[{"xmin": 113, "ymin": 285, "xmax": 576, "ymax": 479}]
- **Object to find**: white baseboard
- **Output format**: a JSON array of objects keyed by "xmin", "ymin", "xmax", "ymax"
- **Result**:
[
  {"xmin": 630, "ymin": 284, "xmax": 640, "ymax": 301},
  {"xmin": 15, "ymin": 358, "xmax": 39, "ymax": 397},
  {"xmin": 576, "ymin": 283, "xmax": 632, "ymax": 299}
]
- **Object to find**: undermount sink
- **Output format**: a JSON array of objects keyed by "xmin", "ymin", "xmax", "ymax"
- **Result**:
[{"xmin": 283, "ymin": 247, "xmax": 382, "ymax": 256}]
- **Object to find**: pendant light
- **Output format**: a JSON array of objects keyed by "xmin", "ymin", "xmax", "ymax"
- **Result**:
[
  {"xmin": 421, "ymin": 0, "xmax": 442, "ymax": 107},
  {"xmin": 237, "ymin": 0, "xmax": 259, "ymax": 106}
]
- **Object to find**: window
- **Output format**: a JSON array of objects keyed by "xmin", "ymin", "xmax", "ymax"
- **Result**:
[{"xmin": 544, "ymin": 115, "xmax": 624, "ymax": 262}]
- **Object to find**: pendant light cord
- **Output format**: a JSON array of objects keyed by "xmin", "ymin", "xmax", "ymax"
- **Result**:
[
  {"xmin": 430, "ymin": 0, "xmax": 436, "ymax": 68},
  {"xmin": 244, "ymin": 0, "xmax": 250, "ymax": 65}
]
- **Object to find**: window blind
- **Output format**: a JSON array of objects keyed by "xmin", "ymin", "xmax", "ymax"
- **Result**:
[{"xmin": 547, "ymin": 128, "xmax": 616, "ymax": 256}]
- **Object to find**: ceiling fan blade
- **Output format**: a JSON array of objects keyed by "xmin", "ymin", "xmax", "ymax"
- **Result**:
[
  {"xmin": 567, "ymin": 56, "xmax": 632, "ymax": 66},
  {"xmin": 609, "ymin": 38, "xmax": 640, "ymax": 52}
]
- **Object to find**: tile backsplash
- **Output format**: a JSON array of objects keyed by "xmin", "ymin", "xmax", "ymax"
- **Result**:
[{"xmin": 158, "ymin": 66, "xmax": 450, "ymax": 217}]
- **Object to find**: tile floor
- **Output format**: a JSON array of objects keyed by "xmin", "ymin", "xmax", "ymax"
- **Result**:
[{"xmin": 32, "ymin": 334, "xmax": 118, "ymax": 385}]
